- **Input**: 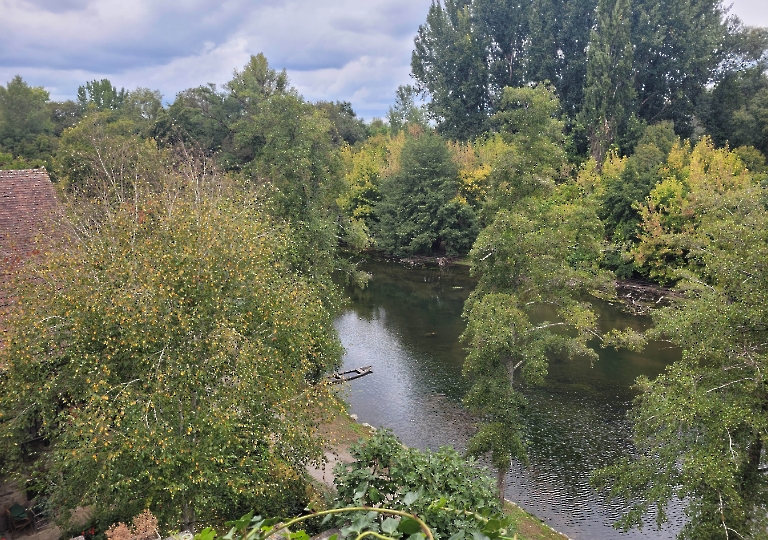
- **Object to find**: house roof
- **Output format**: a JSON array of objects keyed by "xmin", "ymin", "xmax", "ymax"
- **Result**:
[
  {"xmin": 0, "ymin": 169, "xmax": 62, "ymax": 356},
  {"xmin": 0, "ymin": 169, "xmax": 60, "ymax": 262}
]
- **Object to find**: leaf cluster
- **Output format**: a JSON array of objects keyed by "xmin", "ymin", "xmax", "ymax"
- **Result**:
[{"xmin": 330, "ymin": 430, "xmax": 510, "ymax": 540}]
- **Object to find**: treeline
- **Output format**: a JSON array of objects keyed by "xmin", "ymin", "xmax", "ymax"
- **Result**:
[{"xmin": 410, "ymin": 0, "xmax": 768, "ymax": 154}]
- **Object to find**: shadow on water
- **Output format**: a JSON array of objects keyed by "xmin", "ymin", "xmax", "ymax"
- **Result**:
[{"xmin": 335, "ymin": 259, "xmax": 684, "ymax": 539}]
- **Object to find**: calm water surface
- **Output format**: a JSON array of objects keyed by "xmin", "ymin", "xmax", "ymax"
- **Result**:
[{"xmin": 335, "ymin": 260, "xmax": 683, "ymax": 540}]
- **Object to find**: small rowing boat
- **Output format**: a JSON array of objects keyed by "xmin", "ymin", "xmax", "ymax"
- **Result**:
[{"xmin": 328, "ymin": 365, "xmax": 373, "ymax": 384}]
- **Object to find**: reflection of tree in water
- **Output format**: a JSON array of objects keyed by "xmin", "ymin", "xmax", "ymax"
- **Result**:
[
  {"xmin": 342, "ymin": 260, "xmax": 476, "ymax": 399},
  {"xmin": 346, "ymin": 261, "xmax": 474, "ymax": 344}
]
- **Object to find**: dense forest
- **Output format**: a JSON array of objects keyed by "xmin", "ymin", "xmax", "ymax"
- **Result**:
[{"xmin": 1, "ymin": 0, "xmax": 768, "ymax": 539}]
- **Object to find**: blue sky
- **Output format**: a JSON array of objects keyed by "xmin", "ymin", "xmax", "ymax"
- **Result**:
[{"xmin": 0, "ymin": 0, "xmax": 766, "ymax": 121}]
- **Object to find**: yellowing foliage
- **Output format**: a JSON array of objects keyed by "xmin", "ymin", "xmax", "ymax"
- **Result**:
[
  {"xmin": 0, "ymin": 169, "xmax": 342, "ymax": 530},
  {"xmin": 633, "ymin": 138, "xmax": 757, "ymax": 282}
]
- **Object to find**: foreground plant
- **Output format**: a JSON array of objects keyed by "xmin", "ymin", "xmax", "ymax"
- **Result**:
[{"xmin": 194, "ymin": 504, "xmax": 519, "ymax": 540}]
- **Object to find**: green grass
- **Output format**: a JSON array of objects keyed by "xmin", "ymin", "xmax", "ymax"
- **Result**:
[{"xmin": 503, "ymin": 501, "xmax": 569, "ymax": 540}]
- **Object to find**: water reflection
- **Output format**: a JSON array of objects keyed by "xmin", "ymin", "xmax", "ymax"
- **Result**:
[{"xmin": 335, "ymin": 260, "xmax": 683, "ymax": 539}]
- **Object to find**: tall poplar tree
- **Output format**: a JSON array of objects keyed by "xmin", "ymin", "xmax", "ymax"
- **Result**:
[
  {"xmin": 579, "ymin": 0, "xmax": 635, "ymax": 166},
  {"xmin": 411, "ymin": 0, "xmax": 492, "ymax": 140}
]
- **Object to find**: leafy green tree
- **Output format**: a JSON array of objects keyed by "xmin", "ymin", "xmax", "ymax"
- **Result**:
[
  {"xmin": 411, "ymin": 0, "xmax": 594, "ymax": 134},
  {"xmin": 411, "ymin": 1, "xmax": 491, "ymax": 140},
  {"xmin": 593, "ymin": 163, "xmax": 768, "ymax": 539},
  {"xmin": 0, "ymin": 166, "xmax": 343, "ymax": 532},
  {"xmin": 315, "ymin": 101, "xmax": 368, "ymax": 146},
  {"xmin": 0, "ymin": 75, "xmax": 55, "ymax": 160},
  {"xmin": 48, "ymin": 100, "xmax": 82, "ymax": 137},
  {"xmin": 230, "ymin": 92, "xmax": 343, "ymax": 284},
  {"xmin": 54, "ymin": 111, "xmax": 168, "ymax": 199},
  {"xmin": 697, "ymin": 27, "xmax": 768, "ymax": 157},
  {"xmin": 461, "ymin": 85, "xmax": 613, "ymax": 500},
  {"xmin": 376, "ymin": 133, "xmax": 478, "ymax": 256},
  {"xmin": 337, "ymin": 133, "xmax": 395, "ymax": 249},
  {"xmin": 630, "ymin": 0, "xmax": 728, "ymax": 137},
  {"xmin": 578, "ymin": 0, "xmax": 635, "ymax": 166},
  {"xmin": 482, "ymin": 84, "xmax": 566, "ymax": 219},
  {"xmin": 153, "ymin": 84, "xmax": 239, "ymax": 160},
  {"xmin": 386, "ymin": 85, "xmax": 428, "ymax": 136},
  {"xmin": 598, "ymin": 121, "xmax": 678, "ymax": 241},
  {"xmin": 77, "ymin": 79, "xmax": 128, "ymax": 112},
  {"xmin": 524, "ymin": 0, "xmax": 594, "ymax": 118}
]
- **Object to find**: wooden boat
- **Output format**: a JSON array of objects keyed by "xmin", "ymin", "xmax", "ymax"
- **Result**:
[{"xmin": 328, "ymin": 366, "xmax": 373, "ymax": 384}]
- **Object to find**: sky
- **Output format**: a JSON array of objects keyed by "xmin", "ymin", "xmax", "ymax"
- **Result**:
[{"xmin": 1, "ymin": 0, "xmax": 766, "ymax": 122}]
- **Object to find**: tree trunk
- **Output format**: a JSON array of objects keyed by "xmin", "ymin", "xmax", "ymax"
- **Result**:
[
  {"xmin": 497, "ymin": 466, "xmax": 507, "ymax": 504},
  {"xmin": 182, "ymin": 502, "xmax": 195, "ymax": 533}
]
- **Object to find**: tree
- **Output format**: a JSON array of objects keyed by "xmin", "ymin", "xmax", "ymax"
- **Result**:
[
  {"xmin": 315, "ymin": 101, "xmax": 368, "ymax": 146},
  {"xmin": 0, "ymin": 163, "xmax": 343, "ymax": 532},
  {"xmin": 461, "ymin": 86, "xmax": 613, "ymax": 500},
  {"xmin": 598, "ymin": 120, "xmax": 678, "ymax": 242},
  {"xmin": 153, "ymin": 84, "xmax": 239, "ymax": 161},
  {"xmin": 524, "ymin": 0, "xmax": 595, "ymax": 118},
  {"xmin": 337, "ymin": 133, "xmax": 394, "ymax": 249},
  {"xmin": 0, "ymin": 75, "xmax": 55, "ymax": 160},
  {"xmin": 411, "ymin": 1, "xmax": 492, "ymax": 140},
  {"xmin": 578, "ymin": 0, "xmax": 635, "ymax": 166},
  {"xmin": 631, "ymin": 137, "xmax": 752, "ymax": 283},
  {"xmin": 77, "ymin": 79, "xmax": 128, "ymax": 112},
  {"xmin": 156, "ymin": 55, "xmax": 344, "ymax": 284},
  {"xmin": 630, "ymin": 0, "xmax": 728, "ymax": 136},
  {"xmin": 376, "ymin": 132, "xmax": 478, "ymax": 256},
  {"xmin": 482, "ymin": 84, "xmax": 566, "ymax": 218},
  {"xmin": 592, "ymin": 157, "xmax": 768, "ymax": 539},
  {"xmin": 386, "ymin": 85, "xmax": 428, "ymax": 136}
]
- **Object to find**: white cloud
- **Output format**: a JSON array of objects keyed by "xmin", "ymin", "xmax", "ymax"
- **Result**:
[
  {"xmin": 291, "ymin": 54, "xmax": 414, "ymax": 120},
  {"xmin": 1, "ymin": 0, "xmax": 764, "ymax": 120},
  {"xmin": 0, "ymin": 0, "xmax": 431, "ymax": 117},
  {"xmin": 728, "ymin": 0, "xmax": 768, "ymax": 28}
]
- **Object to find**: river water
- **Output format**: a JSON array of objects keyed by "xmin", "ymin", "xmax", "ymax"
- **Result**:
[{"xmin": 334, "ymin": 260, "xmax": 684, "ymax": 540}]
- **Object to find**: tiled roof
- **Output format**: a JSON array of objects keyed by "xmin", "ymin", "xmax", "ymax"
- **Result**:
[
  {"xmin": 0, "ymin": 169, "xmax": 62, "ymax": 355},
  {"xmin": 0, "ymin": 169, "xmax": 60, "ymax": 262}
]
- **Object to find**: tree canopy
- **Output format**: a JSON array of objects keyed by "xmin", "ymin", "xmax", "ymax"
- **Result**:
[{"xmin": 0, "ymin": 152, "xmax": 343, "ymax": 532}]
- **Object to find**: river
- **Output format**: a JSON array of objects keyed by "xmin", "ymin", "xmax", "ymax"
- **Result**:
[{"xmin": 334, "ymin": 259, "xmax": 684, "ymax": 540}]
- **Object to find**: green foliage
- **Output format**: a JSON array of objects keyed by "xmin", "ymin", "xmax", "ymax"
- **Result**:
[
  {"xmin": 0, "ymin": 151, "xmax": 47, "ymax": 170},
  {"xmin": 53, "ymin": 113, "xmax": 168, "ymax": 200},
  {"xmin": 461, "ymin": 85, "xmax": 614, "ymax": 499},
  {"xmin": 411, "ymin": 1, "xmax": 491, "ymax": 140},
  {"xmin": 387, "ymin": 85, "xmax": 428, "ymax": 136},
  {"xmin": 629, "ymin": 0, "xmax": 728, "ymax": 137},
  {"xmin": 410, "ymin": 0, "xmax": 730, "ymax": 143},
  {"xmin": 337, "ymin": 134, "xmax": 393, "ymax": 249},
  {"xmin": 376, "ymin": 133, "xmax": 478, "ymax": 257},
  {"xmin": 153, "ymin": 84, "xmax": 237, "ymax": 158},
  {"xmin": 0, "ymin": 165, "xmax": 343, "ymax": 532},
  {"xmin": 315, "ymin": 101, "xmax": 368, "ymax": 147},
  {"xmin": 578, "ymin": 0, "xmax": 635, "ymax": 164},
  {"xmin": 77, "ymin": 79, "xmax": 128, "ymax": 112},
  {"xmin": 482, "ymin": 84, "xmax": 565, "ymax": 219},
  {"xmin": 0, "ymin": 75, "xmax": 56, "ymax": 160},
  {"xmin": 598, "ymin": 121, "xmax": 678, "ymax": 241},
  {"xmin": 700, "ymin": 64, "xmax": 768, "ymax": 158},
  {"xmin": 631, "ymin": 137, "xmax": 754, "ymax": 283},
  {"xmin": 331, "ymin": 430, "xmax": 514, "ymax": 540},
  {"xmin": 593, "ymin": 175, "xmax": 768, "ymax": 538}
]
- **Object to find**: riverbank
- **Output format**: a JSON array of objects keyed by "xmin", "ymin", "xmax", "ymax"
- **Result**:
[{"xmin": 313, "ymin": 407, "xmax": 569, "ymax": 540}]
